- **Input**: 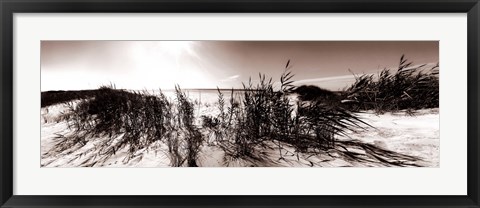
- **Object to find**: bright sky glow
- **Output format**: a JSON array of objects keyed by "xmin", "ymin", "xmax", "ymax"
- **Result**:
[{"xmin": 41, "ymin": 41, "xmax": 439, "ymax": 91}]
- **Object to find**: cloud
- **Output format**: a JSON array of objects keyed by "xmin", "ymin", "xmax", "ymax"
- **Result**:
[
  {"xmin": 220, "ymin": 74, "xmax": 240, "ymax": 82},
  {"xmin": 294, "ymin": 62, "xmax": 439, "ymax": 90}
]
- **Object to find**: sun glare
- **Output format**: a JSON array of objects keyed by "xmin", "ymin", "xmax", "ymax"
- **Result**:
[{"xmin": 160, "ymin": 41, "xmax": 193, "ymax": 57}]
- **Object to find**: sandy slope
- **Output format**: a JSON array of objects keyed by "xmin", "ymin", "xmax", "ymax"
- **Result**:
[
  {"xmin": 348, "ymin": 109, "xmax": 439, "ymax": 167},
  {"xmin": 41, "ymin": 103, "xmax": 439, "ymax": 167}
]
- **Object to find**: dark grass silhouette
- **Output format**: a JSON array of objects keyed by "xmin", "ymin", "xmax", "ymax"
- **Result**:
[
  {"xmin": 343, "ymin": 55, "xmax": 439, "ymax": 114},
  {"xmin": 174, "ymin": 86, "xmax": 203, "ymax": 167},
  {"xmin": 201, "ymin": 61, "xmax": 373, "ymax": 163},
  {"xmin": 43, "ymin": 85, "xmax": 203, "ymax": 167}
]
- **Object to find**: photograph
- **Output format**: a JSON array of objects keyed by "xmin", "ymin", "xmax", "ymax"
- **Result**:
[{"xmin": 40, "ymin": 41, "xmax": 440, "ymax": 167}]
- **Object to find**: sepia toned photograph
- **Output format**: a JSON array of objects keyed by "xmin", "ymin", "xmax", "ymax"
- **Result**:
[{"xmin": 41, "ymin": 41, "xmax": 439, "ymax": 167}]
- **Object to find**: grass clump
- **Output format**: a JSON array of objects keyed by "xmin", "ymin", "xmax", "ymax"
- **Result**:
[
  {"xmin": 173, "ymin": 85, "xmax": 203, "ymax": 167},
  {"xmin": 202, "ymin": 60, "xmax": 369, "ymax": 161},
  {"xmin": 46, "ymin": 85, "xmax": 204, "ymax": 167},
  {"xmin": 343, "ymin": 55, "xmax": 439, "ymax": 114}
]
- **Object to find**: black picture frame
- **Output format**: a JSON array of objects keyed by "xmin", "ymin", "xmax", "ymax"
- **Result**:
[{"xmin": 1, "ymin": 0, "xmax": 479, "ymax": 207}]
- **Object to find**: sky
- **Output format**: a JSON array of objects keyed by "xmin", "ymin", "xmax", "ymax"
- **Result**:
[{"xmin": 41, "ymin": 41, "xmax": 439, "ymax": 91}]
